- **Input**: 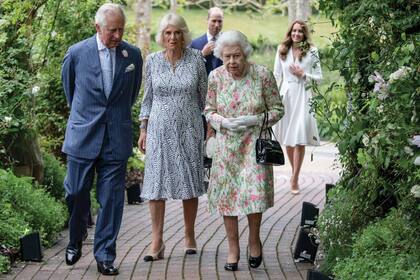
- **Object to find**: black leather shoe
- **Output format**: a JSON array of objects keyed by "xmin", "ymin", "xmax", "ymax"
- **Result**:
[
  {"xmin": 65, "ymin": 244, "xmax": 82, "ymax": 266},
  {"xmin": 97, "ymin": 262, "xmax": 119, "ymax": 276},
  {"xmin": 224, "ymin": 262, "xmax": 239, "ymax": 271},
  {"xmin": 248, "ymin": 254, "xmax": 263, "ymax": 268},
  {"xmin": 248, "ymin": 242, "xmax": 263, "ymax": 268},
  {"xmin": 224, "ymin": 256, "xmax": 240, "ymax": 271}
]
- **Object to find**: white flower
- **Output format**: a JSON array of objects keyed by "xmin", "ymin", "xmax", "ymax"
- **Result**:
[
  {"xmin": 368, "ymin": 17, "xmax": 374, "ymax": 27},
  {"xmin": 51, "ymin": 31, "xmax": 57, "ymax": 38},
  {"xmin": 353, "ymin": 72, "xmax": 361, "ymax": 84},
  {"xmin": 389, "ymin": 66, "xmax": 411, "ymax": 83},
  {"xmin": 379, "ymin": 34, "xmax": 387, "ymax": 43},
  {"xmin": 362, "ymin": 134, "xmax": 369, "ymax": 146},
  {"xmin": 370, "ymin": 71, "xmax": 389, "ymax": 98},
  {"xmin": 411, "ymin": 185, "xmax": 420, "ymax": 198},
  {"xmin": 404, "ymin": 146, "xmax": 414, "ymax": 156},
  {"xmin": 377, "ymin": 105, "xmax": 384, "ymax": 113},
  {"xmin": 409, "ymin": 135, "xmax": 420, "ymax": 147},
  {"xmin": 122, "ymin": 49, "xmax": 128, "ymax": 57},
  {"xmin": 377, "ymin": 92, "xmax": 389, "ymax": 100},
  {"xmin": 4, "ymin": 116, "xmax": 12, "ymax": 123},
  {"xmin": 414, "ymin": 156, "xmax": 420, "ymax": 166},
  {"xmin": 32, "ymin": 85, "xmax": 40, "ymax": 95}
]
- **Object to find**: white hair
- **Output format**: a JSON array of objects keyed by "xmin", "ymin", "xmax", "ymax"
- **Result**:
[
  {"xmin": 214, "ymin": 30, "xmax": 253, "ymax": 59},
  {"xmin": 156, "ymin": 13, "xmax": 192, "ymax": 48},
  {"xmin": 95, "ymin": 3, "xmax": 126, "ymax": 27}
]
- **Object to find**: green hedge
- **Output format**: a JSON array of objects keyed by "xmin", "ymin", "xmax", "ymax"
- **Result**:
[
  {"xmin": 0, "ymin": 169, "xmax": 67, "ymax": 273},
  {"xmin": 333, "ymin": 209, "xmax": 420, "ymax": 279},
  {"xmin": 42, "ymin": 151, "xmax": 66, "ymax": 202},
  {"xmin": 316, "ymin": 0, "xmax": 420, "ymax": 277}
]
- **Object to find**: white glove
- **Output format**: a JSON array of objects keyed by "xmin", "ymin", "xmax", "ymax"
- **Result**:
[
  {"xmin": 231, "ymin": 115, "xmax": 261, "ymax": 127},
  {"xmin": 221, "ymin": 118, "xmax": 247, "ymax": 132}
]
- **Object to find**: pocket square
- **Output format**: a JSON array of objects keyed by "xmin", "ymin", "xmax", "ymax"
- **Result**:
[{"xmin": 125, "ymin": 64, "xmax": 135, "ymax": 73}]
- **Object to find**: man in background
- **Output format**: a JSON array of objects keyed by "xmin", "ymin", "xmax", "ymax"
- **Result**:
[{"xmin": 191, "ymin": 7, "xmax": 224, "ymax": 75}]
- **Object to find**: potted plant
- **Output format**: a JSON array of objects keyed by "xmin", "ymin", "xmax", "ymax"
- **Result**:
[{"xmin": 125, "ymin": 148, "xmax": 144, "ymax": 204}]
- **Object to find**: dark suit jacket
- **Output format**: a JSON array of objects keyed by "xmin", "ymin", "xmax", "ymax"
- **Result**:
[
  {"xmin": 190, "ymin": 34, "xmax": 223, "ymax": 76},
  {"xmin": 61, "ymin": 35, "xmax": 143, "ymax": 160}
]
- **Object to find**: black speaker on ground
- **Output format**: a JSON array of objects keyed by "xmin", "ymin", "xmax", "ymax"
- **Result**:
[
  {"xmin": 300, "ymin": 202, "xmax": 319, "ymax": 228},
  {"xmin": 307, "ymin": 269, "xmax": 334, "ymax": 280},
  {"xmin": 325, "ymin": 183, "xmax": 335, "ymax": 203},
  {"xmin": 293, "ymin": 227, "xmax": 318, "ymax": 262},
  {"xmin": 126, "ymin": 184, "xmax": 143, "ymax": 204},
  {"xmin": 19, "ymin": 232, "xmax": 43, "ymax": 262}
]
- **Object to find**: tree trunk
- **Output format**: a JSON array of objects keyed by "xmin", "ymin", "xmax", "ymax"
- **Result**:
[
  {"xmin": 136, "ymin": 0, "xmax": 152, "ymax": 59},
  {"xmin": 10, "ymin": 130, "xmax": 44, "ymax": 184},
  {"xmin": 288, "ymin": 0, "xmax": 311, "ymax": 23},
  {"xmin": 170, "ymin": 0, "xmax": 177, "ymax": 12},
  {"xmin": 288, "ymin": 0, "xmax": 296, "ymax": 23}
]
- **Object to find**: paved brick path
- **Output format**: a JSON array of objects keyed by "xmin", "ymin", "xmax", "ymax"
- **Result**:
[{"xmin": 3, "ymin": 143, "xmax": 339, "ymax": 280}]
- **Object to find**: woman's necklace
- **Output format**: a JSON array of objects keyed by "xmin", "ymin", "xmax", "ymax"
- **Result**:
[{"xmin": 165, "ymin": 51, "xmax": 181, "ymax": 72}]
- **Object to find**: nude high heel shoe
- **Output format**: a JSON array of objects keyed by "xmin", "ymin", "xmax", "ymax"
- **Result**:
[{"xmin": 144, "ymin": 243, "xmax": 165, "ymax": 262}]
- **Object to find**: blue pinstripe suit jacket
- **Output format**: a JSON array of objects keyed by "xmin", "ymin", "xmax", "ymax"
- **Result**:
[{"xmin": 61, "ymin": 35, "xmax": 142, "ymax": 160}]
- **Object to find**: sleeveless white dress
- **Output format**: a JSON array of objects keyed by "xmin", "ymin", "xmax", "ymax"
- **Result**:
[{"xmin": 273, "ymin": 46, "xmax": 322, "ymax": 147}]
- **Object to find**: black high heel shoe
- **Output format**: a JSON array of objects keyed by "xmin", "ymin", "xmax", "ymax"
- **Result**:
[
  {"xmin": 248, "ymin": 242, "xmax": 263, "ymax": 268},
  {"xmin": 224, "ymin": 256, "xmax": 240, "ymax": 271}
]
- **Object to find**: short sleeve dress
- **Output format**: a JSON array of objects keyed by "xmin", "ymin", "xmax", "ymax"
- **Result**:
[
  {"xmin": 139, "ymin": 48, "xmax": 208, "ymax": 200},
  {"xmin": 273, "ymin": 46, "xmax": 322, "ymax": 146},
  {"xmin": 204, "ymin": 64, "xmax": 284, "ymax": 216}
]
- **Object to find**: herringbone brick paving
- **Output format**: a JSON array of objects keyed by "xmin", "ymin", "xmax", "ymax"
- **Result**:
[{"xmin": 4, "ymin": 143, "xmax": 339, "ymax": 280}]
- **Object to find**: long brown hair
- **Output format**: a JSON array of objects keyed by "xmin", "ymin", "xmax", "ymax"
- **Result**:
[{"xmin": 278, "ymin": 20, "xmax": 312, "ymax": 61}]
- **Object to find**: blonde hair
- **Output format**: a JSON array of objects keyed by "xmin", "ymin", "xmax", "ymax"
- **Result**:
[
  {"xmin": 156, "ymin": 13, "xmax": 192, "ymax": 48},
  {"xmin": 278, "ymin": 20, "xmax": 312, "ymax": 61}
]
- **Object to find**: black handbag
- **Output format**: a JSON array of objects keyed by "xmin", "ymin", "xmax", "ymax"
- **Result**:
[{"xmin": 255, "ymin": 113, "xmax": 285, "ymax": 165}]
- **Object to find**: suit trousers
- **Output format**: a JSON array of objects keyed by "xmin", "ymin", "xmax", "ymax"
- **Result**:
[{"xmin": 64, "ymin": 127, "xmax": 128, "ymax": 263}]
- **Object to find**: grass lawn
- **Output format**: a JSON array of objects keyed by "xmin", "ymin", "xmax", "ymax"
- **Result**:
[{"xmin": 125, "ymin": 8, "xmax": 336, "ymax": 48}]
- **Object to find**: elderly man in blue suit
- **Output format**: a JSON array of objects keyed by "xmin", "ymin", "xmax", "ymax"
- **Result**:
[
  {"xmin": 61, "ymin": 3, "xmax": 142, "ymax": 276},
  {"xmin": 190, "ymin": 7, "xmax": 224, "ymax": 75}
]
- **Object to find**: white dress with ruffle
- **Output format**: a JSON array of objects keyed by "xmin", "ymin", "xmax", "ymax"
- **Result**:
[{"xmin": 273, "ymin": 46, "xmax": 322, "ymax": 146}]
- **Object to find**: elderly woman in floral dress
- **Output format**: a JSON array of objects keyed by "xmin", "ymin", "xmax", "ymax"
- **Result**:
[{"xmin": 204, "ymin": 30, "xmax": 284, "ymax": 271}]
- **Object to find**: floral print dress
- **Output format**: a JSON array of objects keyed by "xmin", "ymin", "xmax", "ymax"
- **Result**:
[{"xmin": 204, "ymin": 64, "xmax": 284, "ymax": 216}]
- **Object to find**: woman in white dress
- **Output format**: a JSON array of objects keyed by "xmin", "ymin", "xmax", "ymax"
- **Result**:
[{"xmin": 273, "ymin": 20, "xmax": 322, "ymax": 194}]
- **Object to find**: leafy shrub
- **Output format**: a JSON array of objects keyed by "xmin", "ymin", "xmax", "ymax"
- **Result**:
[
  {"xmin": 316, "ymin": 0, "xmax": 420, "ymax": 276},
  {"xmin": 0, "ymin": 255, "xmax": 10, "ymax": 274},
  {"xmin": 0, "ymin": 169, "xmax": 67, "ymax": 247},
  {"xmin": 42, "ymin": 151, "xmax": 66, "ymax": 202},
  {"xmin": 318, "ymin": 184, "xmax": 370, "ymax": 272},
  {"xmin": 126, "ymin": 148, "xmax": 145, "ymax": 187},
  {"xmin": 0, "ymin": 205, "xmax": 31, "ymax": 248},
  {"xmin": 333, "ymin": 209, "xmax": 420, "ymax": 279}
]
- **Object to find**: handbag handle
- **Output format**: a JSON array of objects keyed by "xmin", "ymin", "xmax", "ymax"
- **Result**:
[{"xmin": 258, "ymin": 112, "xmax": 279, "ymax": 141}]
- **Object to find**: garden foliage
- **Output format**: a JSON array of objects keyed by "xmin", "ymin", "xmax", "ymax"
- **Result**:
[
  {"xmin": 316, "ymin": 0, "xmax": 420, "ymax": 278},
  {"xmin": 0, "ymin": 169, "xmax": 67, "ymax": 272}
]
